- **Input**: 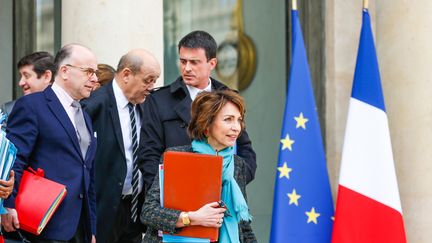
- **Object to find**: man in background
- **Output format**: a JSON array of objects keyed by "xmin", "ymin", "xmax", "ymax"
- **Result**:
[
  {"xmin": 2, "ymin": 44, "xmax": 99, "ymax": 243},
  {"xmin": 138, "ymin": 30, "xmax": 257, "ymax": 192},
  {"xmin": 82, "ymin": 49, "xmax": 160, "ymax": 243},
  {"xmin": 1, "ymin": 51, "xmax": 55, "ymax": 119}
]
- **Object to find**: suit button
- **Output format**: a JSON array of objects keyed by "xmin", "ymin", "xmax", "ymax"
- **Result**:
[
  {"xmin": 83, "ymin": 164, "xmax": 87, "ymax": 169},
  {"xmin": 118, "ymin": 182, "xmax": 123, "ymax": 186},
  {"xmin": 180, "ymin": 122, "xmax": 187, "ymax": 128},
  {"xmin": 79, "ymin": 193, "xmax": 84, "ymax": 199}
]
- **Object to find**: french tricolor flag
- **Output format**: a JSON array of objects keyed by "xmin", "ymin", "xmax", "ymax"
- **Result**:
[{"xmin": 332, "ymin": 9, "xmax": 407, "ymax": 243}]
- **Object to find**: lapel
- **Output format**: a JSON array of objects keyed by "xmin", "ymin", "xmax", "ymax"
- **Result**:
[
  {"xmin": 171, "ymin": 78, "xmax": 192, "ymax": 124},
  {"xmin": 44, "ymin": 86, "xmax": 83, "ymax": 161},
  {"xmin": 107, "ymin": 84, "xmax": 126, "ymax": 158}
]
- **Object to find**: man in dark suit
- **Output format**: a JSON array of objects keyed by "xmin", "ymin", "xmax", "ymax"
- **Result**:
[
  {"xmin": 81, "ymin": 49, "xmax": 160, "ymax": 243},
  {"xmin": 2, "ymin": 44, "xmax": 99, "ymax": 243},
  {"xmin": 1, "ymin": 51, "xmax": 55, "ymax": 123},
  {"xmin": 138, "ymin": 30, "xmax": 257, "ymax": 192}
]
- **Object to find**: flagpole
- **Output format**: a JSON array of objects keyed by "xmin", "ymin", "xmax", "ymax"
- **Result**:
[
  {"xmin": 363, "ymin": 0, "xmax": 369, "ymax": 10},
  {"xmin": 292, "ymin": 0, "xmax": 297, "ymax": 10}
]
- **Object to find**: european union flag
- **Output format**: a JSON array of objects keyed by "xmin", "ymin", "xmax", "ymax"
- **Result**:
[{"xmin": 270, "ymin": 9, "xmax": 334, "ymax": 243}]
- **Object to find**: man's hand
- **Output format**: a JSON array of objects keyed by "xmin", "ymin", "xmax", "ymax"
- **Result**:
[
  {"xmin": 91, "ymin": 235, "xmax": 96, "ymax": 243},
  {"xmin": 1, "ymin": 208, "xmax": 19, "ymax": 232}
]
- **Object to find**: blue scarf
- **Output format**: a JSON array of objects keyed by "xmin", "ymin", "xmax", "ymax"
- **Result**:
[{"xmin": 191, "ymin": 140, "xmax": 252, "ymax": 243}]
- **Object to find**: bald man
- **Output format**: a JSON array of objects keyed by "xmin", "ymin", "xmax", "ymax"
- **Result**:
[
  {"xmin": 81, "ymin": 49, "xmax": 161, "ymax": 243},
  {"xmin": 2, "ymin": 44, "xmax": 99, "ymax": 243}
]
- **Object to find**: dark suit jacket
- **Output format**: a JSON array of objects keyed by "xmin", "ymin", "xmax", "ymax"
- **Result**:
[
  {"xmin": 140, "ymin": 145, "xmax": 257, "ymax": 243},
  {"xmin": 138, "ymin": 77, "xmax": 257, "ymax": 190},
  {"xmin": 4, "ymin": 86, "xmax": 97, "ymax": 241},
  {"xmin": 81, "ymin": 82, "xmax": 145, "ymax": 242}
]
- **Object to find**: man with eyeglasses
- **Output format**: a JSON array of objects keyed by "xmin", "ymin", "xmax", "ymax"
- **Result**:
[
  {"xmin": 81, "ymin": 49, "xmax": 160, "ymax": 243},
  {"xmin": 2, "ymin": 44, "xmax": 99, "ymax": 243}
]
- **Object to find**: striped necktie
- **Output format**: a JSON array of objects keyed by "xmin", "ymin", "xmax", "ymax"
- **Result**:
[{"xmin": 128, "ymin": 103, "xmax": 140, "ymax": 222}]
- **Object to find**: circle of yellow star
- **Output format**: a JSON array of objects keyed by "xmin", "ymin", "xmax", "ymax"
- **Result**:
[
  {"xmin": 280, "ymin": 134, "xmax": 295, "ymax": 151},
  {"xmin": 294, "ymin": 112, "xmax": 308, "ymax": 129},
  {"xmin": 277, "ymin": 162, "xmax": 292, "ymax": 179},
  {"xmin": 287, "ymin": 189, "xmax": 301, "ymax": 206},
  {"xmin": 305, "ymin": 207, "xmax": 320, "ymax": 224}
]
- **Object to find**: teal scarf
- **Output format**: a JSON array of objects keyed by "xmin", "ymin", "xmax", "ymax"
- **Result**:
[{"xmin": 191, "ymin": 140, "xmax": 252, "ymax": 243}]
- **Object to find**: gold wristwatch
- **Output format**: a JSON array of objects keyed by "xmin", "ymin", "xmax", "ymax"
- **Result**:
[{"xmin": 181, "ymin": 212, "xmax": 191, "ymax": 226}]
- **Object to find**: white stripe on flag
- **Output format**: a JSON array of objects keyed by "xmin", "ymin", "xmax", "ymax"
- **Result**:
[{"xmin": 339, "ymin": 98, "xmax": 402, "ymax": 213}]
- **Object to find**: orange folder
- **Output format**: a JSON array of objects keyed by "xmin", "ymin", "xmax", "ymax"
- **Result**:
[
  {"xmin": 15, "ymin": 168, "xmax": 67, "ymax": 235},
  {"xmin": 163, "ymin": 151, "xmax": 223, "ymax": 241}
]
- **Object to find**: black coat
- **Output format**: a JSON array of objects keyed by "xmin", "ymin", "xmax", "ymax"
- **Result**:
[
  {"xmin": 138, "ymin": 77, "xmax": 257, "ymax": 190},
  {"xmin": 81, "ymin": 82, "xmax": 145, "ymax": 242}
]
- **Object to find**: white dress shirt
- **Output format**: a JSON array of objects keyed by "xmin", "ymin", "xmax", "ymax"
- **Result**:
[
  {"xmin": 112, "ymin": 80, "xmax": 143, "ymax": 195},
  {"xmin": 186, "ymin": 78, "xmax": 212, "ymax": 101}
]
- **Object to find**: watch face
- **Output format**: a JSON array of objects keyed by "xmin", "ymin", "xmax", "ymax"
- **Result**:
[
  {"xmin": 216, "ymin": 42, "xmax": 238, "ymax": 79},
  {"xmin": 182, "ymin": 213, "xmax": 190, "ymax": 225}
]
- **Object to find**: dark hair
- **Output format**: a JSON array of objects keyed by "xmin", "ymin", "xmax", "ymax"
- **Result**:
[
  {"xmin": 53, "ymin": 44, "xmax": 74, "ymax": 76},
  {"xmin": 97, "ymin": 63, "xmax": 116, "ymax": 86},
  {"xmin": 17, "ymin": 51, "xmax": 55, "ymax": 82},
  {"xmin": 116, "ymin": 52, "xmax": 144, "ymax": 74},
  {"xmin": 178, "ymin": 30, "xmax": 217, "ymax": 61},
  {"xmin": 188, "ymin": 89, "xmax": 246, "ymax": 140}
]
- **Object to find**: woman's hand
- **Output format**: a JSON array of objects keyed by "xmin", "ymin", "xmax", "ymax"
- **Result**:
[
  {"xmin": 0, "ymin": 170, "xmax": 14, "ymax": 199},
  {"xmin": 189, "ymin": 202, "xmax": 226, "ymax": 228}
]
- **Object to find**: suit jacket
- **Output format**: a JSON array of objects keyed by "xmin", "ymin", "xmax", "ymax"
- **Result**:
[
  {"xmin": 138, "ymin": 77, "xmax": 257, "ymax": 190},
  {"xmin": 4, "ymin": 86, "xmax": 97, "ymax": 241},
  {"xmin": 140, "ymin": 145, "xmax": 257, "ymax": 243},
  {"xmin": 81, "ymin": 82, "xmax": 145, "ymax": 243}
]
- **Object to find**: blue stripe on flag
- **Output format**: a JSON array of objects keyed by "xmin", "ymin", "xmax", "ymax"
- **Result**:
[{"xmin": 351, "ymin": 10, "xmax": 386, "ymax": 111}]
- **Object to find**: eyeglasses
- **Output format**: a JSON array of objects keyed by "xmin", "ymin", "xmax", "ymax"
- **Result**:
[{"xmin": 65, "ymin": 64, "xmax": 100, "ymax": 78}]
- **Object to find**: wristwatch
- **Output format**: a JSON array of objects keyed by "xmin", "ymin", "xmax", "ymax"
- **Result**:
[{"xmin": 181, "ymin": 212, "xmax": 191, "ymax": 226}]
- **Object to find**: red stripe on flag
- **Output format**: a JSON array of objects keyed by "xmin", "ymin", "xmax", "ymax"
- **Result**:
[{"xmin": 332, "ymin": 185, "xmax": 406, "ymax": 243}]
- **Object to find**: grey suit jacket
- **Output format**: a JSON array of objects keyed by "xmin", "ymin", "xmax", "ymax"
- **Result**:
[{"xmin": 1, "ymin": 100, "xmax": 16, "ymax": 125}]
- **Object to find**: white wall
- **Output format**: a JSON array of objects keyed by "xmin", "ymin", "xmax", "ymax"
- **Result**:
[{"xmin": 61, "ymin": 0, "xmax": 164, "ymax": 87}]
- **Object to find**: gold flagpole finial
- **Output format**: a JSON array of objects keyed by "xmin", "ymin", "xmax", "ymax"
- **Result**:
[
  {"xmin": 292, "ymin": 0, "xmax": 297, "ymax": 10},
  {"xmin": 363, "ymin": 0, "xmax": 369, "ymax": 10}
]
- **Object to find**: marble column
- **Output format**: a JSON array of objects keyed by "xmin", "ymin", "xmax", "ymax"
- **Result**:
[
  {"xmin": 376, "ymin": 1, "xmax": 432, "ymax": 242},
  {"xmin": 61, "ymin": 0, "xmax": 164, "ymax": 86}
]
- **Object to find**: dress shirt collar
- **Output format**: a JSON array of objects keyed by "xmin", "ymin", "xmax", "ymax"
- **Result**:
[
  {"xmin": 112, "ymin": 79, "xmax": 129, "ymax": 110},
  {"xmin": 186, "ymin": 78, "xmax": 212, "ymax": 101},
  {"xmin": 52, "ymin": 82, "xmax": 75, "ymax": 107}
]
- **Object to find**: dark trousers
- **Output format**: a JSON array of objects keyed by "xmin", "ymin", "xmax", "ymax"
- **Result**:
[
  {"xmin": 107, "ymin": 194, "xmax": 143, "ymax": 243},
  {"xmin": 23, "ymin": 210, "xmax": 88, "ymax": 243}
]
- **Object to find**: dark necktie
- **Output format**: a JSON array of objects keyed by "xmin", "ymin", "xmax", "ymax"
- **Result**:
[
  {"xmin": 71, "ymin": 101, "xmax": 90, "ymax": 158},
  {"xmin": 128, "ymin": 103, "xmax": 140, "ymax": 222}
]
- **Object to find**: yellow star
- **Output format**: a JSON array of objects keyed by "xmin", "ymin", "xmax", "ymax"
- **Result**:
[
  {"xmin": 294, "ymin": 112, "xmax": 308, "ymax": 129},
  {"xmin": 277, "ymin": 162, "xmax": 292, "ymax": 179},
  {"xmin": 305, "ymin": 207, "xmax": 320, "ymax": 224},
  {"xmin": 280, "ymin": 134, "xmax": 295, "ymax": 151},
  {"xmin": 287, "ymin": 189, "xmax": 301, "ymax": 206}
]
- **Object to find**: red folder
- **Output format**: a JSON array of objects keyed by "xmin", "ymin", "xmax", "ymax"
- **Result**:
[
  {"xmin": 163, "ymin": 151, "xmax": 223, "ymax": 241},
  {"xmin": 15, "ymin": 168, "xmax": 67, "ymax": 235}
]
